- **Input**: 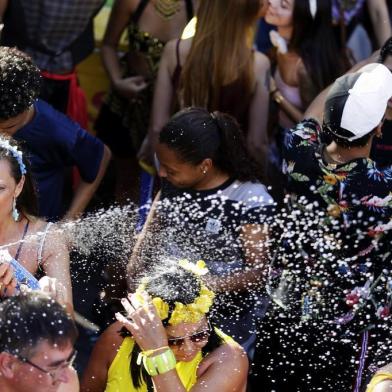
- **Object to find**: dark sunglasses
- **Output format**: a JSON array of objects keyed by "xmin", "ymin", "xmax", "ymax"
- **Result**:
[{"xmin": 168, "ymin": 324, "xmax": 211, "ymax": 347}]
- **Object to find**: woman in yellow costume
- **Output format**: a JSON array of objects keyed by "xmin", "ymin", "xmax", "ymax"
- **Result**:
[{"xmin": 81, "ymin": 259, "xmax": 248, "ymax": 391}]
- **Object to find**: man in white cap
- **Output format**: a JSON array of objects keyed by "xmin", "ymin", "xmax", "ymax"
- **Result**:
[{"xmin": 252, "ymin": 64, "xmax": 392, "ymax": 392}]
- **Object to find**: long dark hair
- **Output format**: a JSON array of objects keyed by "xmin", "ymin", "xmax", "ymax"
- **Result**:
[
  {"xmin": 290, "ymin": 0, "xmax": 347, "ymax": 94},
  {"xmin": 159, "ymin": 107, "xmax": 264, "ymax": 182},
  {"xmin": 121, "ymin": 260, "xmax": 224, "ymax": 392},
  {"xmin": 0, "ymin": 136, "xmax": 38, "ymax": 218}
]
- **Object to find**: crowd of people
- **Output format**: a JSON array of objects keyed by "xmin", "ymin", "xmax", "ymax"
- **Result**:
[{"xmin": 0, "ymin": 0, "xmax": 391, "ymax": 391}]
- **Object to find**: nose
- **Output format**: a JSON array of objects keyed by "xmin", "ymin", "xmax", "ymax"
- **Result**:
[
  {"xmin": 55, "ymin": 366, "xmax": 71, "ymax": 384},
  {"xmin": 181, "ymin": 337, "xmax": 195, "ymax": 354}
]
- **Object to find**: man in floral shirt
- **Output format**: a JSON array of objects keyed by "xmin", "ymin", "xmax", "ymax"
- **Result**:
[{"xmin": 253, "ymin": 64, "xmax": 392, "ymax": 391}]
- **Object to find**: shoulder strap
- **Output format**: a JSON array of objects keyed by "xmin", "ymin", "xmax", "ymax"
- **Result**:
[
  {"xmin": 131, "ymin": 0, "xmax": 150, "ymax": 24},
  {"xmin": 14, "ymin": 221, "xmax": 30, "ymax": 261},
  {"xmin": 37, "ymin": 222, "xmax": 53, "ymax": 266},
  {"xmin": 184, "ymin": 0, "xmax": 194, "ymax": 21}
]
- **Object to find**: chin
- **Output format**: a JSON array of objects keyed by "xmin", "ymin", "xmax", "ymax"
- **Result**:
[{"xmin": 175, "ymin": 353, "xmax": 197, "ymax": 362}]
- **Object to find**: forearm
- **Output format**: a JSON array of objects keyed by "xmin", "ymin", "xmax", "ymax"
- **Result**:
[
  {"xmin": 207, "ymin": 266, "xmax": 265, "ymax": 294},
  {"xmin": 368, "ymin": 0, "xmax": 391, "ymax": 47},
  {"xmin": 101, "ymin": 45, "xmax": 124, "ymax": 85},
  {"xmin": 272, "ymin": 90, "xmax": 303, "ymax": 124},
  {"xmin": 65, "ymin": 146, "xmax": 111, "ymax": 220},
  {"xmin": 151, "ymin": 370, "xmax": 187, "ymax": 392}
]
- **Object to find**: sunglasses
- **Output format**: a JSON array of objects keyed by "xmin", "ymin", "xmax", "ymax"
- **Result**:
[{"xmin": 168, "ymin": 324, "xmax": 211, "ymax": 347}]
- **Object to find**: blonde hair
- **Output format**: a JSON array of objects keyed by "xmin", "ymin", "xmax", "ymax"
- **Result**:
[{"xmin": 179, "ymin": 0, "xmax": 260, "ymax": 110}]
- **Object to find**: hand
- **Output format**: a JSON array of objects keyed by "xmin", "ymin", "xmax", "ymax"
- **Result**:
[
  {"xmin": 113, "ymin": 76, "xmax": 148, "ymax": 100},
  {"xmin": 0, "ymin": 262, "xmax": 17, "ymax": 297},
  {"xmin": 39, "ymin": 276, "xmax": 67, "ymax": 305},
  {"xmin": 115, "ymin": 291, "xmax": 168, "ymax": 351}
]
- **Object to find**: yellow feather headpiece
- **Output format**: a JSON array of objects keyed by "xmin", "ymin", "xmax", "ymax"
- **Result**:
[{"xmin": 136, "ymin": 260, "xmax": 215, "ymax": 325}]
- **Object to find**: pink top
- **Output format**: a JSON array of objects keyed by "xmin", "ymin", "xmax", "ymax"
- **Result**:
[{"xmin": 275, "ymin": 68, "xmax": 304, "ymax": 129}]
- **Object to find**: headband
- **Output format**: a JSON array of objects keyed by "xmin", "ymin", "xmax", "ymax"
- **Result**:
[
  {"xmin": 136, "ymin": 260, "xmax": 215, "ymax": 326},
  {"xmin": 0, "ymin": 139, "xmax": 26, "ymax": 176}
]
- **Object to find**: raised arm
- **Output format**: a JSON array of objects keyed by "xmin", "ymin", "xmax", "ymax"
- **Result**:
[
  {"xmin": 40, "ymin": 225, "xmax": 73, "ymax": 314},
  {"xmin": 64, "ymin": 144, "xmax": 112, "ymax": 220},
  {"xmin": 127, "ymin": 191, "xmax": 162, "ymax": 290},
  {"xmin": 247, "ymin": 52, "xmax": 270, "ymax": 168}
]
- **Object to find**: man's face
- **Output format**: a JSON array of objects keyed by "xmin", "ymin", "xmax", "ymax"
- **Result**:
[{"xmin": 3, "ymin": 340, "xmax": 75, "ymax": 392}]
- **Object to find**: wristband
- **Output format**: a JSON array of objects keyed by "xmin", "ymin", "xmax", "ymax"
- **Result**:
[{"xmin": 138, "ymin": 348, "xmax": 176, "ymax": 376}]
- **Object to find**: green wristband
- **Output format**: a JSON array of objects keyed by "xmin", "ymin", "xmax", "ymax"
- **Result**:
[{"xmin": 143, "ymin": 349, "xmax": 176, "ymax": 376}]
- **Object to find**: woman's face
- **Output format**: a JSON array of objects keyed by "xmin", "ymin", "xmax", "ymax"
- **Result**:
[
  {"xmin": 0, "ymin": 158, "xmax": 23, "ymax": 220},
  {"xmin": 156, "ymin": 143, "xmax": 207, "ymax": 189},
  {"xmin": 165, "ymin": 317, "xmax": 210, "ymax": 362},
  {"xmin": 265, "ymin": 0, "xmax": 294, "ymax": 27}
]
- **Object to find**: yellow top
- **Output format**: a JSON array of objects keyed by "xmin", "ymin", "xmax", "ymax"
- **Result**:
[
  {"xmin": 105, "ymin": 329, "xmax": 234, "ymax": 392},
  {"xmin": 366, "ymin": 372, "xmax": 392, "ymax": 392}
]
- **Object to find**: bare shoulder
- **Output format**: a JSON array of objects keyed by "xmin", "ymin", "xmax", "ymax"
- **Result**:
[
  {"xmin": 203, "ymin": 341, "xmax": 248, "ymax": 370},
  {"xmin": 94, "ymin": 321, "xmax": 124, "ymax": 363}
]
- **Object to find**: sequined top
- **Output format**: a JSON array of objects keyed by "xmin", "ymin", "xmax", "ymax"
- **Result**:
[{"xmin": 104, "ymin": 0, "xmax": 193, "ymax": 152}]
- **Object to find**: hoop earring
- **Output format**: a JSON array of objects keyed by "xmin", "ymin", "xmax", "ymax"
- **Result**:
[{"xmin": 12, "ymin": 197, "xmax": 20, "ymax": 222}]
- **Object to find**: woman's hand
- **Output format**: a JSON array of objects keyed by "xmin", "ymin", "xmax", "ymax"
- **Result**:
[
  {"xmin": 0, "ymin": 262, "xmax": 17, "ymax": 297},
  {"xmin": 115, "ymin": 291, "xmax": 168, "ymax": 351},
  {"xmin": 113, "ymin": 76, "xmax": 148, "ymax": 100},
  {"xmin": 39, "ymin": 276, "xmax": 67, "ymax": 305}
]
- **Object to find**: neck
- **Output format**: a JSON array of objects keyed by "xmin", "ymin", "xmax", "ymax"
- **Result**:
[
  {"xmin": 0, "ymin": 215, "xmax": 19, "ymax": 244},
  {"xmin": 325, "ymin": 141, "xmax": 372, "ymax": 164},
  {"xmin": 193, "ymin": 169, "xmax": 230, "ymax": 191},
  {"xmin": 277, "ymin": 26, "xmax": 293, "ymax": 41},
  {"xmin": 7, "ymin": 106, "xmax": 35, "ymax": 136}
]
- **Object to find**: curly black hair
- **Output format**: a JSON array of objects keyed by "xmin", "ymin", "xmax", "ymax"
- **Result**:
[{"xmin": 0, "ymin": 47, "xmax": 41, "ymax": 120}]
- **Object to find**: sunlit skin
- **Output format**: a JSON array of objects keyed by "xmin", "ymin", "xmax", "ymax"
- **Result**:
[{"xmin": 0, "ymin": 340, "xmax": 74, "ymax": 392}]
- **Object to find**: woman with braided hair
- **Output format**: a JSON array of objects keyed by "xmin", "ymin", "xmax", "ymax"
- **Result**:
[{"xmin": 81, "ymin": 258, "xmax": 248, "ymax": 391}]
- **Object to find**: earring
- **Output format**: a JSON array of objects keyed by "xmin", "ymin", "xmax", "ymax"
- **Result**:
[
  {"xmin": 202, "ymin": 170, "xmax": 207, "ymax": 174},
  {"xmin": 12, "ymin": 197, "xmax": 20, "ymax": 222}
]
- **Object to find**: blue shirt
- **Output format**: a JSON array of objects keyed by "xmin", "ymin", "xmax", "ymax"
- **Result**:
[{"xmin": 14, "ymin": 99, "xmax": 104, "ymax": 221}]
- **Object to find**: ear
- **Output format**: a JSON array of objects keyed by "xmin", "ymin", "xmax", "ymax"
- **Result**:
[
  {"xmin": 14, "ymin": 175, "xmax": 25, "ymax": 198},
  {"xmin": 199, "ymin": 158, "xmax": 213, "ymax": 174},
  {"xmin": 0, "ymin": 352, "xmax": 17, "ymax": 379}
]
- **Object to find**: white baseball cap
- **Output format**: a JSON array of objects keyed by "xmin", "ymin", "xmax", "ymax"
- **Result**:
[{"xmin": 323, "ymin": 63, "xmax": 392, "ymax": 141}]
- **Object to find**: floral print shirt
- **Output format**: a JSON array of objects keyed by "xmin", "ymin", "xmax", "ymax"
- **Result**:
[{"xmin": 268, "ymin": 119, "xmax": 392, "ymax": 335}]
